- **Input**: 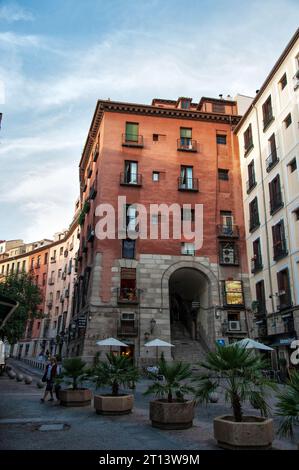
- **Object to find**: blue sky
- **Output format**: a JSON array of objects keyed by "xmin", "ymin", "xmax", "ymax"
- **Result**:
[{"xmin": 0, "ymin": 0, "xmax": 298, "ymax": 241}]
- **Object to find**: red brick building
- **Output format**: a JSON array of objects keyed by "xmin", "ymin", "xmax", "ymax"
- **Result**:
[{"xmin": 70, "ymin": 96, "xmax": 251, "ymax": 365}]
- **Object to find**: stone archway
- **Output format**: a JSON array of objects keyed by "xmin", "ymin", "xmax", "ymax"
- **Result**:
[{"xmin": 161, "ymin": 260, "xmax": 220, "ymax": 351}]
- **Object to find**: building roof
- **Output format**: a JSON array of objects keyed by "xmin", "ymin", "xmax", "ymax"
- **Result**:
[{"xmin": 234, "ymin": 27, "xmax": 299, "ymax": 133}]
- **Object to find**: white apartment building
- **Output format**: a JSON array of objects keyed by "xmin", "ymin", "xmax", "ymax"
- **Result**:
[{"xmin": 236, "ymin": 28, "xmax": 299, "ymax": 366}]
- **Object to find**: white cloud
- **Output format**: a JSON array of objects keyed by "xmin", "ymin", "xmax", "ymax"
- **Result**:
[
  {"xmin": 0, "ymin": 3, "xmax": 34, "ymax": 22},
  {"xmin": 0, "ymin": 31, "xmax": 40, "ymax": 47}
]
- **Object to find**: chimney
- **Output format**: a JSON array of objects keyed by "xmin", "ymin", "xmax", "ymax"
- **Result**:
[{"xmin": 219, "ymin": 94, "xmax": 223, "ymax": 99}]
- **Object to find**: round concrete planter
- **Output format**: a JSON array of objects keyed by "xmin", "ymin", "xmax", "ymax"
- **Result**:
[
  {"xmin": 24, "ymin": 375, "xmax": 33, "ymax": 385},
  {"xmin": 36, "ymin": 380, "xmax": 44, "ymax": 389},
  {"xmin": 149, "ymin": 399, "xmax": 195, "ymax": 430},
  {"xmin": 8, "ymin": 371, "xmax": 16, "ymax": 379},
  {"xmin": 16, "ymin": 373, "xmax": 24, "ymax": 382},
  {"xmin": 213, "ymin": 415, "xmax": 274, "ymax": 449},
  {"xmin": 94, "ymin": 394, "xmax": 134, "ymax": 415},
  {"xmin": 59, "ymin": 388, "xmax": 92, "ymax": 407}
]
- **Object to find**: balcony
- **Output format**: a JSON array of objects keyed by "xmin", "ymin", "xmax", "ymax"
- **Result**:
[
  {"xmin": 270, "ymin": 191, "xmax": 284, "ymax": 215},
  {"xmin": 87, "ymin": 225, "xmax": 95, "ymax": 242},
  {"xmin": 273, "ymin": 238, "xmax": 288, "ymax": 261},
  {"xmin": 50, "ymin": 256, "xmax": 56, "ymax": 263},
  {"xmin": 178, "ymin": 177, "xmax": 199, "ymax": 192},
  {"xmin": 249, "ymin": 216, "xmax": 260, "ymax": 233},
  {"xmin": 89, "ymin": 185, "xmax": 97, "ymax": 200},
  {"xmin": 251, "ymin": 255, "xmax": 263, "ymax": 274},
  {"xmin": 117, "ymin": 287, "xmax": 139, "ymax": 304},
  {"xmin": 177, "ymin": 138, "xmax": 197, "ymax": 152},
  {"xmin": 263, "ymin": 112, "xmax": 274, "ymax": 132},
  {"xmin": 87, "ymin": 165, "xmax": 92, "ymax": 179},
  {"xmin": 93, "ymin": 145, "xmax": 99, "ymax": 162},
  {"xmin": 252, "ymin": 301, "xmax": 267, "ymax": 319},
  {"xmin": 122, "ymin": 133, "xmax": 144, "ymax": 148},
  {"xmin": 48, "ymin": 278, "xmax": 54, "ymax": 286},
  {"xmin": 246, "ymin": 177, "xmax": 257, "ymax": 194},
  {"xmin": 219, "ymin": 245, "xmax": 239, "ymax": 266},
  {"xmin": 117, "ymin": 320, "xmax": 138, "ymax": 337},
  {"xmin": 120, "ymin": 173, "xmax": 142, "ymax": 186},
  {"xmin": 47, "ymin": 300, "xmax": 53, "ymax": 309},
  {"xmin": 217, "ymin": 225, "xmax": 239, "ymax": 238},
  {"xmin": 266, "ymin": 149, "xmax": 279, "ymax": 172},
  {"xmin": 244, "ymin": 142, "xmax": 254, "ymax": 157}
]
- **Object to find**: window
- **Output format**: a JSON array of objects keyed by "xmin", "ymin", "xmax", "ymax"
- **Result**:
[
  {"xmin": 277, "ymin": 268, "xmax": 292, "ymax": 310},
  {"xmin": 16, "ymin": 262, "xmax": 20, "ymax": 274},
  {"xmin": 125, "ymin": 204, "xmax": 137, "ymax": 232},
  {"xmin": 252, "ymin": 238, "xmax": 263, "ymax": 272},
  {"xmin": 180, "ymin": 128, "xmax": 192, "ymax": 148},
  {"xmin": 42, "ymin": 273, "xmax": 46, "ymax": 286},
  {"xmin": 119, "ymin": 268, "xmax": 137, "ymax": 302},
  {"xmin": 262, "ymin": 95, "xmax": 273, "ymax": 129},
  {"xmin": 181, "ymin": 208, "xmax": 195, "ymax": 222},
  {"xmin": 288, "ymin": 158, "xmax": 297, "ymax": 173},
  {"xmin": 122, "ymin": 240, "xmax": 135, "ymax": 259},
  {"xmin": 44, "ymin": 253, "xmax": 48, "ymax": 265},
  {"xmin": 223, "ymin": 280, "xmax": 244, "ymax": 306},
  {"xmin": 181, "ymin": 242, "xmax": 195, "ymax": 256},
  {"xmin": 212, "ymin": 103, "xmax": 225, "ymax": 113},
  {"xmin": 35, "ymin": 275, "xmax": 39, "ymax": 285},
  {"xmin": 153, "ymin": 134, "xmax": 159, "ymax": 141},
  {"xmin": 60, "ymin": 247, "xmax": 63, "ymax": 256},
  {"xmin": 152, "ymin": 171, "xmax": 160, "ymax": 182},
  {"xmin": 266, "ymin": 133, "xmax": 278, "ymax": 172},
  {"xmin": 247, "ymin": 160, "xmax": 256, "ymax": 193},
  {"xmin": 284, "ymin": 113, "xmax": 292, "ymax": 128},
  {"xmin": 22, "ymin": 260, "xmax": 26, "ymax": 271},
  {"xmin": 124, "ymin": 161, "xmax": 138, "ymax": 184},
  {"xmin": 218, "ymin": 169, "xmax": 229, "ymax": 181},
  {"xmin": 272, "ymin": 220, "xmax": 288, "ymax": 260},
  {"xmin": 37, "ymin": 255, "xmax": 41, "ymax": 267},
  {"xmin": 125, "ymin": 122, "xmax": 139, "ymax": 142},
  {"xmin": 216, "ymin": 134, "xmax": 227, "ymax": 145},
  {"xmin": 249, "ymin": 197, "xmax": 260, "ymax": 232},
  {"xmin": 58, "ymin": 269, "xmax": 62, "ymax": 279},
  {"xmin": 180, "ymin": 98, "xmax": 191, "ymax": 109},
  {"xmin": 293, "ymin": 208, "xmax": 299, "ymax": 221},
  {"xmin": 269, "ymin": 174, "xmax": 283, "ymax": 214},
  {"xmin": 56, "ymin": 290, "xmax": 60, "ymax": 300},
  {"xmin": 255, "ymin": 280, "xmax": 266, "ymax": 314},
  {"xmin": 244, "ymin": 124, "xmax": 253, "ymax": 154},
  {"xmin": 180, "ymin": 166, "xmax": 194, "ymax": 189},
  {"xmin": 279, "ymin": 73, "xmax": 287, "ymax": 90},
  {"xmin": 30, "ymin": 258, "xmax": 34, "ymax": 270},
  {"xmin": 219, "ymin": 242, "xmax": 238, "ymax": 265}
]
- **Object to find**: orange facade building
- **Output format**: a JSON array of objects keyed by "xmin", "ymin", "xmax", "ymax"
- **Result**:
[{"xmin": 69, "ymin": 96, "xmax": 251, "ymax": 365}]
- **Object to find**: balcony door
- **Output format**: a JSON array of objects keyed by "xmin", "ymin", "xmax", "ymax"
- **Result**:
[
  {"xmin": 221, "ymin": 210, "xmax": 234, "ymax": 235},
  {"xmin": 125, "ymin": 161, "xmax": 138, "ymax": 184},
  {"xmin": 180, "ymin": 128, "xmax": 192, "ymax": 149},
  {"xmin": 125, "ymin": 122, "xmax": 139, "ymax": 142},
  {"xmin": 180, "ymin": 166, "xmax": 193, "ymax": 189}
]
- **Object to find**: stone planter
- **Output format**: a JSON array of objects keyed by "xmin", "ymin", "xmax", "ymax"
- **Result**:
[
  {"xmin": 16, "ymin": 373, "xmax": 24, "ymax": 382},
  {"xmin": 94, "ymin": 394, "xmax": 134, "ymax": 415},
  {"xmin": 214, "ymin": 415, "xmax": 274, "ymax": 449},
  {"xmin": 8, "ymin": 371, "xmax": 16, "ymax": 379},
  {"xmin": 59, "ymin": 388, "xmax": 92, "ymax": 407},
  {"xmin": 24, "ymin": 375, "xmax": 32, "ymax": 384},
  {"xmin": 149, "ymin": 399, "xmax": 195, "ymax": 430},
  {"xmin": 36, "ymin": 380, "xmax": 44, "ymax": 389}
]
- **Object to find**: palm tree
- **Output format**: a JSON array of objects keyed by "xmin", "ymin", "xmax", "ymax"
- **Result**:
[
  {"xmin": 194, "ymin": 343, "xmax": 275, "ymax": 422},
  {"xmin": 144, "ymin": 355, "xmax": 195, "ymax": 403},
  {"xmin": 276, "ymin": 371, "xmax": 299, "ymax": 437},
  {"xmin": 60, "ymin": 357, "xmax": 88, "ymax": 390},
  {"xmin": 93, "ymin": 353, "xmax": 139, "ymax": 396}
]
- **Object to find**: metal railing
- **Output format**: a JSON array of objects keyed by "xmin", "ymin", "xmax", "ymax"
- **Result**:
[
  {"xmin": 122, "ymin": 133, "xmax": 143, "ymax": 147},
  {"xmin": 273, "ymin": 238, "xmax": 288, "ymax": 260},
  {"xmin": 217, "ymin": 224, "xmax": 239, "ymax": 238},
  {"xmin": 270, "ymin": 190, "xmax": 283, "ymax": 214},
  {"xmin": 263, "ymin": 111, "xmax": 274, "ymax": 130},
  {"xmin": 177, "ymin": 138, "xmax": 197, "ymax": 152},
  {"xmin": 249, "ymin": 215, "xmax": 260, "ymax": 232},
  {"xmin": 117, "ymin": 320, "xmax": 138, "ymax": 336},
  {"xmin": 178, "ymin": 177, "xmax": 199, "ymax": 191},
  {"xmin": 219, "ymin": 245, "xmax": 239, "ymax": 266},
  {"xmin": 251, "ymin": 255, "xmax": 263, "ymax": 273},
  {"xmin": 246, "ymin": 176, "xmax": 256, "ymax": 193},
  {"xmin": 120, "ymin": 173, "xmax": 142, "ymax": 186},
  {"xmin": 266, "ymin": 148, "xmax": 279, "ymax": 172}
]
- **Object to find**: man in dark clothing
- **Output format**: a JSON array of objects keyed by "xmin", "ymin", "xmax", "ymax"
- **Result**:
[{"xmin": 40, "ymin": 357, "xmax": 57, "ymax": 403}]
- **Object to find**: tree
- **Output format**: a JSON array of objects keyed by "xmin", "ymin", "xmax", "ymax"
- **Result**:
[
  {"xmin": 0, "ymin": 272, "xmax": 42, "ymax": 344},
  {"xmin": 276, "ymin": 371, "xmax": 299, "ymax": 437},
  {"xmin": 93, "ymin": 353, "xmax": 139, "ymax": 396},
  {"xmin": 144, "ymin": 355, "xmax": 195, "ymax": 403},
  {"xmin": 59, "ymin": 357, "xmax": 89, "ymax": 390},
  {"xmin": 194, "ymin": 343, "xmax": 275, "ymax": 422}
]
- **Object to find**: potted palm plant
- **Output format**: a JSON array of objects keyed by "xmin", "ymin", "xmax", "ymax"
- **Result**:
[
  {"xmin": 58, "ymin": 357, "xmax": 92, "ymax": 407},
  {"xmin": 194, "ymin": 343, "xmax": 275, "ymax": 449},
  {"xmin": 276, "ymin": 370, "xmax": 299, "ymax": 446},
  {"xmin": 144, "ymin": 356, "xmax": 195, "ymax": 429},
  {"xmin": 93, "ymin": 353, "xmax": 139, "ymax": 415}
]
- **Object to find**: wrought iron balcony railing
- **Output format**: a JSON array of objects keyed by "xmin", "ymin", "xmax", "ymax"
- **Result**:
[
  {"xmin": 273, "ymin": 238, "xmax": 288, "ymax": 261},
  {"xmin": 122, "ymin": 133, "xmax": 144, "ymax": 148},
  {"xmin": 266, "ymin": 148, "xmax": 279, "ymax": 172},
  {"xmin": 270, "ymin": 191, "xmax": 283, "ymax": 214},
  {"xmin": 217, "ymin": 224, "xmax": 239, "ymax": 238},
  {"xmin": 117, "ymin": 320, "xmax": 138, "ymax": 337},
  {"xmin": 120, "ymin": 173, "xmax": 142, "ymax": 186},
  {"xmin": 251, "ymin": 256, "xmax": 263, "ymax": 273},
  {"xmin": 178, "ymin": 177, "xmax": 199, "ymax": 192},
  {"xmin": 177, "ymin": 138, "xmax": 197, "ymax": 152}
]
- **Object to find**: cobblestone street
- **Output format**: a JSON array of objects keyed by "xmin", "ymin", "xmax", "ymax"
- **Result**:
[{"xmin": 0, "ymin": 360, "xmax": 298, "ymax": 451}]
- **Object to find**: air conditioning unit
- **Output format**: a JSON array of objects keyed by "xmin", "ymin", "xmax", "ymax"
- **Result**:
[
  {"xmin": 121, "ymin": 312, "xmax": 135, "ymax": 321},
  {"xmin": 222, "ymin": 248, "xmax": 235, "ymax": 264},
  {"xmin": 229, "ymin": 320, "xmax": 241, "ymax": 331}
]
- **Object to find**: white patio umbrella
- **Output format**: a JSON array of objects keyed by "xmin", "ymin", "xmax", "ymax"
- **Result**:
[
  {"xmin": 144, "ymin": 338, "xmax": 174, "ymax": 363},
  {"xmin": 235, "ymin": 338, "xmax": 273, "ymax": 351},
  {"xmin": 96, "ymin": 337, "xmax": 128, "ymax": 354}
]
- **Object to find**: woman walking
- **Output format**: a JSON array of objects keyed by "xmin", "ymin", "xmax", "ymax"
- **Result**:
[{"xmin": 40, "ymin": 357, "xmax": 57, "ymax": 403}]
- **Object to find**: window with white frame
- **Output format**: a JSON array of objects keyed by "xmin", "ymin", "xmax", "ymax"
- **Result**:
[{"xmin": 181, "ymin": 242, "xmax": 195, "ymax": 256}]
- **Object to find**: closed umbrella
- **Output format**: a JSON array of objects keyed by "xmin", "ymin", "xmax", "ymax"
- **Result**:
[
  {"xmin": 144, "ymin": 338, "xmax": 174, "ymax": 363},
  {"xmin": 96, "ymin": 337, "xmax": 128, "ymax": 354},
  {"xmin": 235, "ymin": 338, "xmax": 273, "ymax": 351}
]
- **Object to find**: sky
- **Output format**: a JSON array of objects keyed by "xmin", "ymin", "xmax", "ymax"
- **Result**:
[{"xmin": 0, "ymin": 0, "xmax": 298, "ymax": 242}]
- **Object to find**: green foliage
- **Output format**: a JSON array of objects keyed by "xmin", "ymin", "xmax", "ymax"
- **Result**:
[
  {"xmin": 59, "ymin": 357, "xmax": 89, "ymax": 390},
  {"xmin": 93, "ymin": 353, "xmax": 139, "ymax": 396},
  {"xmin": 144, "ymin": 355, "xmax": 195, "ymax": 403},
  {"xmin": 0, "ymin": 272, "xmax": 42, "ymax": 344},
  {"xmin": 276, "ymin": 371, "xmax": 299, "ymax": 438},
  {"xmin": 194, "ymin": 343, "xmax": 275, "ymax": 422}
]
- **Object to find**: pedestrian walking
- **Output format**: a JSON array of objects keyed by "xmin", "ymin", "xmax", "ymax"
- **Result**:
[{"xmin": 40, "ymin": 357, "xmax": 57, "ymax": 403}]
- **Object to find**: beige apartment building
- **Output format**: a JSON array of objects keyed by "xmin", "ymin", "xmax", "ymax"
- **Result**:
[{"xmin": 235, "ymin": 28, "xmax": 299, "ymax": 366}]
